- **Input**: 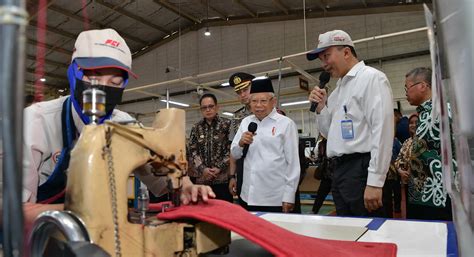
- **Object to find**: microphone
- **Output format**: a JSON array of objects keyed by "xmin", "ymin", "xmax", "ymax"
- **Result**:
[
  {"xmin": 310, "ymin": 72, "xmax": 331, "ymax": 112},
  {"xmin": 242, "ymin": 122, "xmax": 258, "ymax": 159}
]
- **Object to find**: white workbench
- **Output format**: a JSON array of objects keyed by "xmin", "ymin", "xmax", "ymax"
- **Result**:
[{"xmin": 214, "ymin": 213, "xmax": 457, "ymax": 257}]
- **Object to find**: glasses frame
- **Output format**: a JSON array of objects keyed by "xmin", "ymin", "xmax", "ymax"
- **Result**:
[
  {"xmin": 405, "ymin": 81, "xmax": 424, "ymax": 92},
  {"xmin": 200, "ymin": 104, "xmax": 216, "ymax": 111}
]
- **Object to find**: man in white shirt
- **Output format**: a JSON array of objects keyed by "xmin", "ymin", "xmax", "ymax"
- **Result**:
[
  {"xmin": 307, "ymin": 30, "xmax": 394, "ymax": 217},
  {"xmin": 231, "ymin": 78, "xmax": 300, "ymax": 213},
  {"xmin": 17, "ymin": 29, "xmax": 214, "ymax": 229}
]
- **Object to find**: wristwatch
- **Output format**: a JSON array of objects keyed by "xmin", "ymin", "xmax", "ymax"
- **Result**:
[{"xmin": 229, "ymin": 174, "xmax": 236, "ymax": 179}]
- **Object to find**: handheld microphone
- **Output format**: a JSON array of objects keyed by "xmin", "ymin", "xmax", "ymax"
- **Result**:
[
  {"xmin": 242, "ymin": 122, "xmax": 258, "ymax": 159},
  {"xmin": 310, "ymin": 72, "xmax": 331, "ymax": 112}
]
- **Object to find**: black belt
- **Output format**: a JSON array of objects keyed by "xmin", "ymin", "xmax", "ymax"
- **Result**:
[{"xmin": 329, "ymin": 152, "xmax": 370, "ymax": 165}]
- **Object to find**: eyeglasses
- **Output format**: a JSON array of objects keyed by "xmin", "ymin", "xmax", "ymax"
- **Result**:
[
  {"xmin": 404, "ymin": 81, "xmax": 423, "ymax": 92},
  {"xmin": 250, "ymin": 97, "xmax": 273, "ymax": 105},
  {"xmin": 200, "ymin": 104, "xmax": 215, "ymax": 111}
]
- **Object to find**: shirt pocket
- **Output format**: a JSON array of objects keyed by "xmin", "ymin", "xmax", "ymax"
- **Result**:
[
  {"xmin": 258, "ymin": 127, "xmax": 284, "ymax": 160},
  {"xmin": 344, "ymin": 98, "xmax": 363, "ymax": 123}
]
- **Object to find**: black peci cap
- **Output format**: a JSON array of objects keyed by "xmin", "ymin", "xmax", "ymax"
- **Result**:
[{"xmin": 250, "ymin": 78, "xmax": 274, "ymax": 94}]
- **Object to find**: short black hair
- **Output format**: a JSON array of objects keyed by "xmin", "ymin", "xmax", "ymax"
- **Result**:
[
  {"xmin": 337, "ymin": 45, "xmax": 357, "ymax": 58},
  {"xmin": 199, "ymin": 93, "xmax": 217, "ymax": 106}
]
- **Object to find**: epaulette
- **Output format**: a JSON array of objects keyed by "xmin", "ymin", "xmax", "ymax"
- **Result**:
[{"xmin": 233, "ymin": 106, "xmax": 245, "ymax": 114}]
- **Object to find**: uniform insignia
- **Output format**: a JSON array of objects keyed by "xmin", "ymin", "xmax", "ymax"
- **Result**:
[
  {"xmin": 233, "ymin": 106, "xmax": 245, "ymax": 114},
  {"xmin": 233, "ymin": 76, "xmax": 242, "ymax": 85}
]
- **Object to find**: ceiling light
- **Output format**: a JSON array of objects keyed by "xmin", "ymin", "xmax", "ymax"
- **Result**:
[
  {"xmin": 281, "ymin": 100, "xmax": 310, "ymax": 107},
  {"xmin": 39, "ymin": 78, "xmax": 46, "ymax": 82},
  {"xmin": 253, "ymin": 76, "xmax": 268, "ymax": 80},
  {"xmin": 160, "ymin": 99, "xmax": 189, "ymax": 107},
  {"xmin": 222, "ymin": 112, "xmax": 234, "ymax": 117},
  {"xmin": 220, "ymin": 82, "xmax": 230, "ymax": 87},
  {"xmin": 204, "ymin": 27, "xmax": 211, "ymax": 36},
  {"xmin": 204, "ymin": 0, "xmax": 211, "ymax": 37}
]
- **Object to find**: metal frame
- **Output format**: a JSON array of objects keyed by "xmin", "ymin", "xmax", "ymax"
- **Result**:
[
  {"xmin": 48, "ymin": 4, "xmax": 148, "ymax": 45},
  {"xmin": 154, "ymin": 0, "xmax": 201, "ymax": 24},
  {"xmin": 126, "ymin": 27, "xmax": 427, "ymax": 94},
  {"xmin": 95, "ymin": 0, "xmax": 169, "ymax": 34},
  {"xmin": 23, "ymin": 0, "xmax": 431, "ymax": 97},
  {"xmin": 235, "ymin": 0, "xmax": 257, "ymax": 18},
  {"xmin": 272, "ymin": 0, "xmax": 289, "ymax": 15}
]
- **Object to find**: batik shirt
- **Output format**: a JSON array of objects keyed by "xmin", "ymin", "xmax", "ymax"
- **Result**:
[
  {"xmin": 408, "ymin": 100, "xmax": 457, "ymax": 208},
  {"xmin": 387, "ymin": 138, "xmax": 401, "ymax": 180},
  {"xmin": 187, "ymin": 116, "xmax": 232, "ymax": 185},
  {"xmin": 394, "ymin": 137, "xmax": 414, "ymax": 182}
]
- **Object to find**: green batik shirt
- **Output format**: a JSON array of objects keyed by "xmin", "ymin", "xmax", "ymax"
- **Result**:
[{"xmin": 408, "ymin": 100, "xmax": 457, "ymax": 208}]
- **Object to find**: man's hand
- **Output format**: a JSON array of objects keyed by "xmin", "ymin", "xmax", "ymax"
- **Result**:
[
  {"xmin": 180, "ymin": 176, "xmax": 216, "ymax": 205},
  {"xmin": 228, "ymin": 178, "xmax": 237, "ymax": 196},
  {"xmin": 308, "ymin": 86, "xmax": 327, "ymax": 113},
  {"xmin": 202, "ymin": 167, "xmax": 217, "ymax": 181},
  {"xmin": 398, "ymin": 169, "xmax": 410, "ymax": 184},
  {"xmin": 364, "ymin": 185, "xmax": 383, "ymax": 212},
  {"xmin": 239, "ymin": 131, "xmax": 255, "ymax": 147},
  {"xmin": 210, "ymin": 167, "xmax": 221, "ymax": 175},
  {"xmin": 282, "ymin": 202, "xmax": 294, "ymax": 213}
]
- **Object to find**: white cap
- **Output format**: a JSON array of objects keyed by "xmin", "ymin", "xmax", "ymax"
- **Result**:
[
  {"xmin": 306, "ymin": 30, "xmax": 354, "ymax": 61},
  {"xmin": 71, "ymin": 28, "xmax": 136, "ymax": 78}
]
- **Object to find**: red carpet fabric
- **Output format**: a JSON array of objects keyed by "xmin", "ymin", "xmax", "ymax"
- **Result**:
[{"xmin": 158, "ymin": 199, "xmax": 397, "ymax": 257}]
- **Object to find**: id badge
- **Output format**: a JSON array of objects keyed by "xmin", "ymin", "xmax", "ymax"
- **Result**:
[{"xmin": 341, "ymin": 120, "xmax": 354, "ymax": 140}]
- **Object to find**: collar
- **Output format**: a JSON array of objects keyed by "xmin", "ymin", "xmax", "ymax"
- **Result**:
[
  {"xmin": 244, "ymin": 105, "xmax": 251, "ymax": 115},
  {"xmin": 234, "ymin": 106, "xmax": 245, "ymax": 113},
  {"xmin": 200, "ymin": 115, "xmax": 220, "ymax": 126},
  {"xmin": 234, "ymin": 105, "xmax": 251, "ymax": 114},
  {"xmin": 416, "ymin": 99, "xmax": 432, "ymax": 113},
  {"xmin": 345, "ymin": 61, "xmax": 365, "ymax": 78},
  {"xmin": 268, "ymin": 108, "xmax": 279, "ymax": 120}
]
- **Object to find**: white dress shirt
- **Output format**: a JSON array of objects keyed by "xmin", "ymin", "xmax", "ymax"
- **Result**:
[
  {"xmin": 231, "ymin": 108, "xmax": 300, "ymax": 206},
  {"xmin": 22, "ymin": 96, "xmax": 167, "ymax": 203},
  {"xmin": 316, "ymin": 61, "xmax": 394, "ymax": 187}
]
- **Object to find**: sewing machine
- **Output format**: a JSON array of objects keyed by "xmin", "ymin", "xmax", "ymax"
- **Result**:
[{"xmin": 28, "ymin": 108, "xmax": 230, "ymax": 257}]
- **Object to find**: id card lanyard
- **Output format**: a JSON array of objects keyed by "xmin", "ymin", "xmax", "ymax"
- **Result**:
[{"xmin": 340, "ymin": 105, "xmax": 354, "ymax": 140}]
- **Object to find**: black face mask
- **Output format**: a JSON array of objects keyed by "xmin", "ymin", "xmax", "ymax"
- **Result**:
[{"xmin": 74, "ymin": 79, "xmax": 124, "ymax": 114}]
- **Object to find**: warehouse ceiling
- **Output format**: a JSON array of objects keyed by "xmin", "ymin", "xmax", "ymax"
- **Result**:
[{"xmin": 25, "ymin": 0, "xmax": 431, "ymax": 99}]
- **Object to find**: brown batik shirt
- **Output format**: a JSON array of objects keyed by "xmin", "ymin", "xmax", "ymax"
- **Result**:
[{"xmin": 187, "ymin": 115, "xmax": 232, "ymax": 185}]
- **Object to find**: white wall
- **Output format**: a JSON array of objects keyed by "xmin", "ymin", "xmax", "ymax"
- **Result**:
[{"xmin": 119, "ymin": 11, "xmax": 431, "ymax": 136}]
